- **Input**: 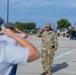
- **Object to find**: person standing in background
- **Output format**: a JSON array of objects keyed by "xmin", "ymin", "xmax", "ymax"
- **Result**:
[
  {"xmin": 37, "ymin": 23, "xmax": 58, "ymax": 75},
  {"xmin": 57, "ymin": 29, "xmax": 60, "ymax": 37}
]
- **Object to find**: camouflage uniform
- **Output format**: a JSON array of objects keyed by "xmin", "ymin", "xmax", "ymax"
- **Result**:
[{"xmin": 37, "ymin": 24, "xmax": 58, "ymax": 72}]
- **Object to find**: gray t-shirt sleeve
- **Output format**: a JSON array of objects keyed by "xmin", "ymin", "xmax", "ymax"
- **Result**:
[
  {"xmin": 17, "ymin": 33, "xmax": 25, "ymax": 38},
  {"xmin": 4, "ymin": 45, "xmax": 29, "ymax": 65}
]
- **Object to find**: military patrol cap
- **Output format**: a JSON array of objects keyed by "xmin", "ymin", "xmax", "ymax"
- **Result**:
[
  {"xmin": 45, "ymin": 22, "xmax": 51, "ymax": 27},
  {"xmin": 5, "ymin": 22, "xmax": 15, "ymax": 28},
  {"xmin": 0, "ymin": 17, "xmax": 4, "ymax": 25}
]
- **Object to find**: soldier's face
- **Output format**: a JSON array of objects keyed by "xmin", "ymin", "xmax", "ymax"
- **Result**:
[{"xmin": 45, "ymin": 26, "xmax": 50, "ymax": 31}]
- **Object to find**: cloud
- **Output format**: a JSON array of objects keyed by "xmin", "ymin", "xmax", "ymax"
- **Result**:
[
  {"xmin": 10, "ymin": 0, "xmax": 51, "ymax": 8},
  {"xmin": 63, "ymin": 0, "xmax": 76, "ymax": 8},
  {"xmin": 68, "ymin": 2, "xmax": 76, "ymax": 8},
  {"xmin": 1, "ymin": 0, "xmax": 76, "ymax": 8},
  {"xmin": 0, "ymin": 0, "xmax": 76, "ymax": 26}
]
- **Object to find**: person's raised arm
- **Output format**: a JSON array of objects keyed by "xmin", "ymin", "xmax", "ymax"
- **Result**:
[
  {"xmin": 3, "ymin": 28, "xmax": 40, "ymax": 62},
  {"xmin": 15, "ymin": 28, "xmax": 28, "ymax": 38},
  {"xmin": 37, "ymin": 28, "xmax": 44, "ymax": 37}
]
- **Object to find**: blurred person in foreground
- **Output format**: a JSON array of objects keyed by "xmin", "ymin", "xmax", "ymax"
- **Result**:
[
  {"xmin": 0, "ymin": 22, "xmax": 28, "ymax": 45},
  {"xmin": 0, "ymin": 22, "xmax": 29, "ymax": 75},
  {"xmin": 0, "ymin": 17, "xmax": 40, "ymax": 75},
  {"xmin": 37, "ymin": 23, "xmax": 58, "ymax": 75}
]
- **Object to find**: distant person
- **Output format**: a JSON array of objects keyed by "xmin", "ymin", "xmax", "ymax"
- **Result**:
[
  {"xmin": 0, "ymin": 17, "xmax": 40, "ymax": 75},
  {"xmin": 37, "ymin": 23, "xmax": 58, "ymax": 75},
  {"xmin": 63, "ymin": 31, "xmax": 66, "ymax": 38},
  {"xmin": 66, "ymin": 29, "xmax": 69, "ymax": 38},
  {"xmin": 70, "ymin": 29, "xmax": 76, "ymax": 40},
  {"xmin": 57, "ymin": 29, "xmax": 60, "ymax": 37},
  {"xmin": 67, "ymin": 29, "xmax": 71, "ymax": 39}
]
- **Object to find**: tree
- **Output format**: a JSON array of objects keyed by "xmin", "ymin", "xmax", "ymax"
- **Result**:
[
  {"xmin": 15, "ymin": 22, "xmax": 36, "ymax": 31},
  {"xmin": 27, "ymin": 22, "xmax": 36, "ymax": 31},
  {"xmin": 15, "ymin": 22, "xmax": 25, "ymax": 31},
  {"xmin": 57, "ymin": 18, "xmax": 71, "ymax": 30}
]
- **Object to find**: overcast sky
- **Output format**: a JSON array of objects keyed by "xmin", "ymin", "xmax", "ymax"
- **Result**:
[{"xmin": 0, "ymin": 0, "xmax": 76, "ymax": 27}]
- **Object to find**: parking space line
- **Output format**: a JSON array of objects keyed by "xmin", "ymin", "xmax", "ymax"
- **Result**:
[{"xmin": 54, "ymin": 49, "xmax": 76, "ymax": 60}]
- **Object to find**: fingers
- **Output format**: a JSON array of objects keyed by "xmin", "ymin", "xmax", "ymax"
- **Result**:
[
  {"xmin": 15, "ymin": 28, "xmax": 18, "ymax": 30},
  {"xmin": 15, "ymin": 28, "xmax": 19, "ymax": 32}
]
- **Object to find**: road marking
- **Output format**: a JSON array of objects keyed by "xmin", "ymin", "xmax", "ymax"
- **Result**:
[{"xmin": 54, "ymin": 49, "xmax": 76, "ymax": 60}]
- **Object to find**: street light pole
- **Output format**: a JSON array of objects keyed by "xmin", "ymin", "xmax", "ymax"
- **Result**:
[{"xmin": 7, "ymin": 0, "xmax": 9, "ymax": 23}]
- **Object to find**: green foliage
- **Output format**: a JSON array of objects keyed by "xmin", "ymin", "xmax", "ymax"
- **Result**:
[
  {"xmin": 27, "ymin": 22, "xmax": 36, "ymax": 30},
  {"xmin": 15, "ymin": 22, "xmax": 36, "ymax": 31},
  {"xmin": 57, "ymin": 18, "xmax": 71, "ymax": 30},
  {"xmin": 15, "ymin": 22, "xmax": 24, "ymax": 31}
]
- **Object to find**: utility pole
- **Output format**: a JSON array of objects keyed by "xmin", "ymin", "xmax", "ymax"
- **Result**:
[{"xmin": 7, "ymin": 0, "xmax": 9, "ymax": 23}]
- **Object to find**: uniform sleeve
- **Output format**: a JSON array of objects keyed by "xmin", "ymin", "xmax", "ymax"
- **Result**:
[
  {"xmin": 52, "ymin": 32, "xmax": 58, "ymax": 50},
  {"xmin": 36, "ymin": 29, "xmax": 44, "ymax": 37},
  {"xmin": 4, "ymin": 45, "xmax": 29, "ymax": 65}
]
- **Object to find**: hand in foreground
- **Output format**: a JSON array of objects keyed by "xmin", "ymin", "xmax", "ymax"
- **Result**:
[{"xmin": 15, "ymin": 28, "xmax": 19, "ymax": 31}]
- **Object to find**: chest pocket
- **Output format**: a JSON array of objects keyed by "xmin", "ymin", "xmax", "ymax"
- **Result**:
[{"xmin": 47, "ymin": 32, "xmax": 53, "ymax": 41}]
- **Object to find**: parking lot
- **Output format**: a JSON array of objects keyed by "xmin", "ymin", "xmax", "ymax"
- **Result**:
[{"xmin": 17, "ymin": 38, "xmax": 76, "ymax": 75}]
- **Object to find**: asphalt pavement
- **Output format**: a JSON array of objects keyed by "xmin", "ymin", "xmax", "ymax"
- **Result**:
[{"xmin": 17, "ymin": 38, "xmax": 76, "ymax": 75}]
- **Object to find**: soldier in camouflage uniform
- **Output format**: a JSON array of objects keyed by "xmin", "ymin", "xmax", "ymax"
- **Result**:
[{"xmin": 37, "ymin": 23, "xmax": 58, "ymax": 75}]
